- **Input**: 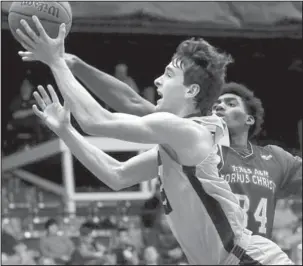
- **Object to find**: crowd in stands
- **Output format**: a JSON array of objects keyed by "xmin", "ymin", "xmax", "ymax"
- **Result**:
[
  {"xmin": 1, "ymin": 178, "xmax": 302, "ymax": 265},
  {"xmin": 1, "ymin": 195, "xmax": 189, "ymax": 265}
]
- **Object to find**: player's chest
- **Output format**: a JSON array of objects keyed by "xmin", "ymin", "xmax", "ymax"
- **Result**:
[{"xmin": 219, "ymin": 151, "xmax": 282, "ymax": 196}]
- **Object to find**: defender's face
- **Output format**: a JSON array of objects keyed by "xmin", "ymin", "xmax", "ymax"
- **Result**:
[
  {"xmin": 212, "ymin": 93, "xmax": 250, "ymax": 132},
  {"xmin": 154, "ymin": 62, "xmax": 187, "ymax": 114}
]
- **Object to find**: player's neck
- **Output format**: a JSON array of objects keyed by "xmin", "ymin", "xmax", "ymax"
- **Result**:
[
  {"xmin": 178, "ymin": 102, "xmax": 200, "ymax": 118},
  {"xmin": 230, "ymin": 132, "xmax": 249, "ymax": 149}
]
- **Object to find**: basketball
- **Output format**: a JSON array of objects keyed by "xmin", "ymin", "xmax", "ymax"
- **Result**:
[{"xmin": 8, "ymin": 1, "xmax": 72, "ymax": 44}]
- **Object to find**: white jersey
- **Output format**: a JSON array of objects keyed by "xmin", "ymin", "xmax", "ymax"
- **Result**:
[{"xmin": 157, "ymin": 115, "xmax": 249, "ymax": 264}]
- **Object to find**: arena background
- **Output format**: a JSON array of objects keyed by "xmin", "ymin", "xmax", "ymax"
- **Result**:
[{"xmin": 1, "ymin": 2, "xmax": 302, "ymax": 265}]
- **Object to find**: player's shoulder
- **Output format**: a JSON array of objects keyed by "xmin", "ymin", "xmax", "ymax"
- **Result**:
[
  {"xmin": 190, "ymin": 115, "xmax": 226, "ymax": 133},
  {"xmin": 144, "ymin": 112, "xmax": 187, "ymax": 129},
  {"xmin": 148, "ymin": 112, "xmax": 195, "ymax": 125},
  {"xmin": 253, "ymin": 144, "xmax": 296, "ymax": 162},
  {"xmin": 261, "ymin": 144, "xmax": 290, "ymax": 156},
  {"xmin": 190, "ymin": 114, "xmax": 224, "ymax": 125}
]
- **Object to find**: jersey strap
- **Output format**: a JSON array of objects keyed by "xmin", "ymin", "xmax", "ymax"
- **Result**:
[{"xmin": 190, "ymin": 115, "xmax": 230, "ymax": 146}]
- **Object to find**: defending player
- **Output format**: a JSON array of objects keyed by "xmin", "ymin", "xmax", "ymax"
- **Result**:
[
  {"xmin": 211, "ymin": 83, "xmax": 302, "ymax": 239},
  {"xmin": 16, "ymin": 17, "xmax": 294, "ymax": 264}
]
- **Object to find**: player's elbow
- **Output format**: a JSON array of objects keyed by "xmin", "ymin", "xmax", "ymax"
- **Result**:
[
  {"xmin": 112, "ymin": 164, "xmax": 138, "ymax": 191},
  {"xmin": 75, "ymin": 117, "xmax": 94, "ymax": 135},
  {"xmin": 102, "ymin": 171, "xmax": 124, "ymax": 191},
  {"xmin": 79, "ymin": 120, "xmax": 101, "ymax": 136},
  {"xmin": 98, "ymin": 165, "xmax": 126, "ymax": 191}
]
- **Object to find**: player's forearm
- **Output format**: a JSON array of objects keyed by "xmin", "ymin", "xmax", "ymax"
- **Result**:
[
  {"xmin": 87, "ymin": 120, "xmax": 151, "ymax": 143},
  {"xmin": 50, "ymin": 59, "xmax": 114, "ymax": 129},
  {"xmin": 71, "ymin": 57, "xmax": 156, "ymax": 116},
  {"xmin": 58, "ymin": 125, "xmax": 125, "ymax": 191}
]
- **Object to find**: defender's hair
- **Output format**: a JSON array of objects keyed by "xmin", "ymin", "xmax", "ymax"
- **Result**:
[
  {"xmin": 221, "ymin": 82, "xmax": 265, "ymax": 138},
  {"xmin": 172, "ymin": 38, "xmax": 233, "ymax": 115}
]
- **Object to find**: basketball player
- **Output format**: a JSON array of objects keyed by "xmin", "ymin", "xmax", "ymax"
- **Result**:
[
  {"xmin": 17, "ymin": 17, "xmax": 294, "ymax": 264},
  {"xmin": 19, "ymin": 32, "xmax": 301, "ymax": 241}
]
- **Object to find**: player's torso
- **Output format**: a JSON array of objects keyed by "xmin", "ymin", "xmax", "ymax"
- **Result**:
[
  {"xmin": 219, "ymin": 145, "xmax": 283, "ymax": 238},
  {"xmin": 157, "ymin": 145, "xmax": 245, "ymax": 264}
]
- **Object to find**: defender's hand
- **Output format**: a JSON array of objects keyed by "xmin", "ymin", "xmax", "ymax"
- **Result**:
[
  {"xmin": 16, "ymin": 16, "xmax": 66, "ymax": 66},
  {"xmin": 33, "ymin": 84, "xmax": 71, "ymax": 135},
  {"xmin": 18, "ymin": 51, "xmax": 79, "ymax": 71}
]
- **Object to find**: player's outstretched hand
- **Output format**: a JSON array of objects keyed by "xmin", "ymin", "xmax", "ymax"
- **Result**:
[
  {"xmin": 32, "ymin": 84, "xmax": 71, "ymax": 135},
  {"xmin": 16, "ymin": 15, "xmax": 66, "ymax": 66}
]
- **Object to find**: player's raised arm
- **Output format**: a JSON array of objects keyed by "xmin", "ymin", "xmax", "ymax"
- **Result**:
[
  {"xmin": 64, "ymin": 53, "xmax": 156, "ymax": 116},
  {"xmin": 32, "ymin": 85, "xmax": 158, "ymax": 191},
  {"xmin": 16, "ymin": 17, "xmax": 142, "ymax": 133}
]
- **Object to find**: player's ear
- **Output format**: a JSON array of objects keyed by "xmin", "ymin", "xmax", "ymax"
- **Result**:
[
  {"xmin": 246, "ymin": 115, "xmax": 255, "ymax": 126},
  {"xmin": 185, "ymin": 84, "xmax": 200, "ymax": 99}
]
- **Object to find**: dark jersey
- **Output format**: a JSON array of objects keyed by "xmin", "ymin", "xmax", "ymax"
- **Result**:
[{"xmin": 219, "ymin": 144, "xmax": 302, "ymax": 239}]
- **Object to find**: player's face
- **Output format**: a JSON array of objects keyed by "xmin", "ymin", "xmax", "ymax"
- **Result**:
[
  {"xmin": 154, "ymin": 61, "xmax": 188, "ymax": 114},
  {"xmin": 211, "ymin": 93, "xmax": 254, "ymax": 134}
]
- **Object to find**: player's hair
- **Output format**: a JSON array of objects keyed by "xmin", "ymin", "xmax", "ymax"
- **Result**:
[
  {"xmin": 172, "ymin": 38, "xmax": 233, "ymax": 115},
  {"xmin": 221, "ymin": 82, "xmax": 265, "ymax": 138},
  {"xmin": 44, "ymin": 218, "xmax": 58, "ymax": 230}
]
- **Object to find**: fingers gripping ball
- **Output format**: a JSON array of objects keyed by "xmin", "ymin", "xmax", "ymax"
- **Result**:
[{"xmin": 8, "ymin": 1, "xmax": 72, "ymax": 44}]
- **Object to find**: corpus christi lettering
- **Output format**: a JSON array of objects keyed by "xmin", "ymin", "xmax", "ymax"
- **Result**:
[{"xmin": 21, "ymin": 2, "xmax": 60, "ymax": 18}]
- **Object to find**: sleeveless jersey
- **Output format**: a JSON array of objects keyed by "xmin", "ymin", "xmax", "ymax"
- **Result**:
[
  {"xmin": 157, "ymin": 116, "xmax": 249, "ymax": 264},
  {"xmin": 219, "ymin": 144, "xmax": 302, "ymax": 239}
]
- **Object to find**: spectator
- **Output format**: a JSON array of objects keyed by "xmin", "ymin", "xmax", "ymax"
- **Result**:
[
  {"xmin": 142, "ymin": 86, "xmax": 156, "ymax": 104},
  {"xmin": 2, "ymin": 229, "xmax": 19, "ymax": 258},
  {"xmin": 142, "ymin": 246, "xmax": 160, "ymax": 265},
  {"xmin": 273, "ymin": 200, "xmax": 301, "ymax": 257},
  {"xmin": 2, "ymin": 218, "xmax": 23, "ymax": 242},
  {"xmin": 113, "ymin": 227, "xmax": 140, "ymax": 265},
  {"xmin": 39, "ymin": 218, "xmax": 75, "ymax": 264},
  {"xmin": 2, "ymin": 220, "xmax": 39, "ymax": 265},
  {"xmin": 2, "ymin": 241, "xmax": 38, "ymax": 265},
  {"xmin": 114, "ymin": 63, "xmax": 139, "ymax": 93},
  {"xmin": 69, "ymin": 222, "xmax": 106, "ymax": 265},
  {"xmin": 143, "ymin": 212, "xmax": 185, "ymax": 264},
  {"xmin": 5, "ymin": 70, "xmax": 44, "ymax": 153},
  {"xmin": 126, "ymin": 220, "xmax": 144, "ymax": 254}
]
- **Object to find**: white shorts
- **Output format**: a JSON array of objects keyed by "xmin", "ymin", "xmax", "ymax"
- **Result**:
[{"xmin": 224, "ymin": 229, "xmax": 294, "ymax": 265}]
